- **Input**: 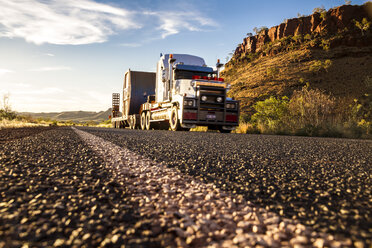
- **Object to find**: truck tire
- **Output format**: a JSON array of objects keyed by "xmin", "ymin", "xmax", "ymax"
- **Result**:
[
  {"xmin": 140, "ymin": 112, "xmax": 146, "ymax": 130},
  {"xmin": 170, "ymin": 106, "xmax": 185, "ymax": 131},
  {"xmin": 145, "ymin": 111, "xmax": 151, "ymax": 130}
]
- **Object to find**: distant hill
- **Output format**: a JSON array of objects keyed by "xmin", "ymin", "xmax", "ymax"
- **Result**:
[
  {"xmin": 222, "ymin": 3, "xmax": 372, "ymax": 116},
  {"xmin": 19, "ymin": 108, "xmax": 112, "ymax": 123}
]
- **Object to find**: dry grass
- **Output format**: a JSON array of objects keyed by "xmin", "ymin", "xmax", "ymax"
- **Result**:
[
  {"xmin": 233, "ymin": 122, "xmax": 258, "ymax": 134},
  {"xmin": 0, "ymin": 119, "xmax": 48, "ymax": 130},
  {"xmin": 190, "ymin": 126, "xmax": 208, "ymax": 132}
]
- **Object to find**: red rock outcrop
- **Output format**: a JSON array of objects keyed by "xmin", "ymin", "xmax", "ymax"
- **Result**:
[{"xmin": 233, "ymin": 3, "xmax": 371, "ymax": 58}]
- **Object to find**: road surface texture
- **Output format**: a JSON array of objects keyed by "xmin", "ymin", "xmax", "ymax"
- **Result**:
[{"xmin": 0, "ymin": 126, "xmax": 371, "ymax": 247}]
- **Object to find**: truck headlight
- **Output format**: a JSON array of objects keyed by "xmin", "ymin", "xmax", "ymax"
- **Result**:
[
  {"xmin": 201, "ymin": 95, "xmax": 207, "ymax": 102},
  {"xmin": 216, "ymin": 96, "xmax": 223, "ymax": 103},
  {"xmin": 184, "ymin": 100, "xmax": 195, "ymax": 107},
  {"xmin": 226, "ymin": 103, "xmax": 236, "ymax": 109}
]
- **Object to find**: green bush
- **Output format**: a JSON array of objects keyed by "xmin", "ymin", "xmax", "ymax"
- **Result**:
[
  {"xmin": 0, "ymin": 109, "xmax": 17, "ymax": 120},
  {"xmin": 309, "ymin": 59, "xmax": 332, "ymax": 73},
  {"xmin": 251, "ymin": 96, "xmax": 289, "ymax": 133},
  {"xmin": 320, "ymin": 39, "xmax": 330, "ymax": 51},
  {"xmin": 353, "ymin": 18, "xmax": 371, "ymax": 36}
]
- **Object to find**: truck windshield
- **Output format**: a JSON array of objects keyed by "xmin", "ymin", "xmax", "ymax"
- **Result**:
[{"xmin": 174, "ymin": 70, "xmax": 213, "ymax": 80}]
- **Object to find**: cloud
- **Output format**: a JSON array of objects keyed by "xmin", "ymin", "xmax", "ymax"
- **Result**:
[
  {"xmin": 0, "ymin": 0, "xmax": 140, "ymax": 45},
  {"xmin": 120, "ymin": 43, "xmax": 142, "ymax": 48},
  {"xmin": 45, "ymin": 53, "xmax": 55, "ymax": 57},
  {"xmin": 29, "ymin": 66, "xmax": 72, "ymax": 72},
  {"xmin": 0, "ymin": 68, "xmax": 14, "ymax": 76},
  {"xmin": 145, "ymin": 11, "xmax": 217, "ymax": 39},
  {"xmin": 0, "ymin": 0, "xmax": 217, "ymax": 45}
]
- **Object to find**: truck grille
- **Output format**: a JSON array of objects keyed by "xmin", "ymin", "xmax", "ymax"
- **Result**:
[
  {"xmin": 197, "ymin": 86, "xmax": 226, "ymax": 122},
  {"xmin": 198, "ymin": 86, "xmax": 226, "ymax": 110}
]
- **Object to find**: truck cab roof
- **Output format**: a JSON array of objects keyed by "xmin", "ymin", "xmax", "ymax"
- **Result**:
[{"xmin": 160, "ymin": 54, "xmax": 206, "ymax": 68}]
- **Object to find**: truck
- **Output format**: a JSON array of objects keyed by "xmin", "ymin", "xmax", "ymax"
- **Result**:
[{"xmin": 111, "ymin": 54, "xmax": 239, "ymax": 133}]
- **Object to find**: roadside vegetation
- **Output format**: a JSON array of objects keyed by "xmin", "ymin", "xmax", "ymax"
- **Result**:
[{"xmin": 234, "ymin": 85, "xmax": 371, "ymax": 139}]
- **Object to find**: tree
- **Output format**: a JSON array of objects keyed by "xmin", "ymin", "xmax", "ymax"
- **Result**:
[
  {"xmin": 345, "ymin": 0, "xmax": 351, "ymax": 5},
  {"xmin": 0, "ymin": 93, "xmax": 17, "ymax": 120},
  {"xmin": 313, "ymin": 5, "xmax": 326, "ymax": 14},
  {"xmin": 354, "ymin": 18, "xmax": 371, "ymax": 36},
  {"xmin": 1, "ymin": 93, "xmax": 11, "ymax": 113},
  {"xmin": 253, "ymin": 26, "xmax": 268, "ymax": 35}
]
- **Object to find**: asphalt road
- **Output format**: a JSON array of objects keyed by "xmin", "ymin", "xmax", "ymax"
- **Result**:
[{"xmin": 0, "ymin": 126, "xmax": 371, "ymax": 247}]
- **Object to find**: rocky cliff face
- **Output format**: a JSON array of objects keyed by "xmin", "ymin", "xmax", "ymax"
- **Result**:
[{"xmin": 233, "ymin": 3, "xmax": 372, "ymax": 58}]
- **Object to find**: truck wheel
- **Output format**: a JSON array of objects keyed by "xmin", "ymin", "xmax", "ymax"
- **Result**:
[
  {"xmin": 132, "ymin": 116, "xmax": 137, "ymax": 129},
  {"xmin": 140, "ymin": 112, "xmax": 146, "ymax": 130},
  {"xmin": 128, "ymin": 116, "xmax": 132, "ymax": 129},
  {"xmin": 130, "ymin": 116, "xmax": 136, "ymax": 129},
  {"xmin": 145, "ymin": 111, "xmax": 151, "ymax": 130},
  {"xmin": 170, "ymin": 107, "xmax": 182, "ymax": 131}
]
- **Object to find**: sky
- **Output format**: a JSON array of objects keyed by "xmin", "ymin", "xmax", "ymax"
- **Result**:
[{"xmin": 0, "ymin": 0, "xmax": 368, "ymax": 112}]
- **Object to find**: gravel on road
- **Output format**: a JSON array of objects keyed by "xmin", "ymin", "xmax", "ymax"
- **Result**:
[
  {"xmin": 0, "ymin": 126, "xmax": 56, "ymax": 144},
  {"xmin": 1, "ymin": 126, "xmax": 371, "ymax": 247},
  {"xmin": 82, "ymin": 127, "xmax": 372, "ymax": 247},
  {"xmin": 0, "ymin": 127, "xmax": 163, "ymax": 247},
  {"xmin": 75, "ymin": 127, "xmax": 352, "ymax": 248}
]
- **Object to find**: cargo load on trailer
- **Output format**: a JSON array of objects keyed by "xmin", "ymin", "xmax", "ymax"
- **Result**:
[{"xmin": 111, "ymin": 54, "xmax": 239, "ymax": 133}]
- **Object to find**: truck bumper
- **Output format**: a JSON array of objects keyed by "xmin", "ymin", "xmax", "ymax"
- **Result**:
[{"xmin": 182, "ymin": 100, "xmax": 239, "ymax": 128}]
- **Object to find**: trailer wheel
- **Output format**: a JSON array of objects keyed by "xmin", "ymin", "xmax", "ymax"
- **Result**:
[
  {"xmin": 145, "ymin": 111, "xmax": 151, "ymax": 130},
  {"xmin": 129, "ymin": 115, "xmax": 136, "ymax": 129},
  {"xmin": 128, "ymin": 116, "xmax": 133, "ymax": 129},
  {"xmin": 140, "ymin": 112, "xmax": 146, "ymax": 130},
  {"xmin": 132, "ymin": 116, "xmax": 137, "ymax": 129}
]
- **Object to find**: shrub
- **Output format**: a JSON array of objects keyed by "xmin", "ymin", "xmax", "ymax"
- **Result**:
[
  {"xmin": 304, "ymin": 34, "xmax": 312, "ymax": 40},
  {"xmin": 320, "ymin": 39, "xmax": 330, "ymax": 50},
  {"xmin": 353, "ymin": 18, "xmax": 371, "ymax": 36},
  {"xmin": 309, "ymin": 59, "xmax": 332, "ymax": 73},
  {"xmin": 251, "ymin": 96, "xmax": 289, "ymax": 133},
  {"xmin": 288, "ymin": 87, "xmax": 337, "ymax": 133}
]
